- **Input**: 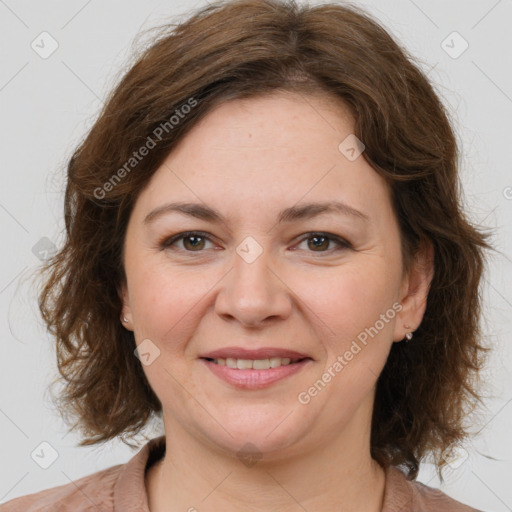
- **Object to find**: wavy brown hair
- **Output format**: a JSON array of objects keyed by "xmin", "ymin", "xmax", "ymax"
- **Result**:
[{"xmin": 38, "ymin": 0, "xmax": 492, "ymax": 480}]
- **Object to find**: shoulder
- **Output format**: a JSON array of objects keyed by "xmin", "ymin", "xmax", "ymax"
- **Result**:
[
  {"xmin": 0, "ymin": 436, "xmax": 165, "ymax": 512},
  {"xmin": 383, "ymin": 466, "xmax": 484, "ymax": 512},
  {"xmin": 0, "ymin": 464, "xmax": 123, "ymax": 512},
  {"xmin": 410, "ymin": 478, "xmax": 483, "ymax": 512}
]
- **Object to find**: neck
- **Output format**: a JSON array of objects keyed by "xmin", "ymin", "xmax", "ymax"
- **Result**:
[{"xmin": 146, "ymin": 408, "xmax": 386, "ymax": 511}]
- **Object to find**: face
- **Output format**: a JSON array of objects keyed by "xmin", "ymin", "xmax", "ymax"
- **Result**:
[{"xmin": 121, "ymin": 91, "xmax": 430, "ymax": 460}]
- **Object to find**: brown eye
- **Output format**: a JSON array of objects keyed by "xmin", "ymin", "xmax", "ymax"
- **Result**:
[
  {"xmin": 160, "ymin": 231, "xmax": 214, "ymax": 252},
  {"xmin": 295, "ymin": 233, "xmax": 351, "ymax": 254},
  {"xmin": 182, "ymin": 234, "xmax": 206, "ymax": 251},
  {"xmin": 307, "ymin": 235, "xmax": 330, "ymax": 251},
  {"xmin": 160, "ymin": 231, "xmax": 350, "ymax": 255}
]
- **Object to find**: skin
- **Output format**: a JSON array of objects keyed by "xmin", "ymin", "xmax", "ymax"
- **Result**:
[{"xmin": 120, "ymin": 90, "xmax": 433, "ymax": 511}]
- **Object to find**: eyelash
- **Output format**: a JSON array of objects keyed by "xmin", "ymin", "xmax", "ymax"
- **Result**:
[{"xmin": 159, "ymin": 231, "xmax": 352, "ymax": 255}]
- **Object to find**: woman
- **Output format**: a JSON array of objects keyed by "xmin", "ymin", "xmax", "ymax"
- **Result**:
[{"xmin": 1, "ymin": 0, "xmax": 491, "ymax": 510}]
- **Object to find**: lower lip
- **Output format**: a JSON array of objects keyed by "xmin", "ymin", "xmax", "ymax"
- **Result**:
[{"xmin": 201, "ymin": 359, "xmax": 312, "ymax": 389}]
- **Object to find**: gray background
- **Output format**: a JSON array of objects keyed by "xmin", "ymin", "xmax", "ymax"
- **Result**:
[{"xmin": 1, "ymin": 0, "xmax": 511, "ymax": 509}]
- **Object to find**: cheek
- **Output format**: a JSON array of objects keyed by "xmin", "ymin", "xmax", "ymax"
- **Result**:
[
  {"xmin": 302, "ymin": 261, "xmax": 400, "ymax": 393},
  {"xmin": 128, "ymin": 262, "xmax": 203, "ymax": 394},
  {"xmin": 127, "ymin": 258, "xmax": 186, "ymax": 337},
  {"xmin": 128, "ymin": 256, "xmax": 221, "ymax": 357},
  {"xmin": 304, "ymin": 261, "xmax": 399, "ymax": 335}
]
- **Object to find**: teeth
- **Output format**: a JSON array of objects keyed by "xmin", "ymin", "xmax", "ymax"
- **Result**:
[
  {"xmin": 216, "ymin": 357, "xmax": 294, "ymax": 369},
  {"xmin": 271, "ymin": 357, "xmax": 289, "ymax": 368},
  {"xmin": 237, "ymin": 359, "xmax": 253, "ymax": 370},
  {"xmin": 253, "ymin": 359, "xmax": 271, "ymax": 370}
]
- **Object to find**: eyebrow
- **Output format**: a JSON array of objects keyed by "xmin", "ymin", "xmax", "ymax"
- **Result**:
[{"xmin": 144, "ymin": 200, "xmax": 370, "ymax": 226}]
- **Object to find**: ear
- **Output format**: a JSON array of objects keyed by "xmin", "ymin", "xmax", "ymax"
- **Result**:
[
  {"xmin": 118, "ymin": 279, "xmax": 133, "ymax": 331},
  {"xmin": 393, "ymin": 239, "xmax": 434, "ymax": 342}
]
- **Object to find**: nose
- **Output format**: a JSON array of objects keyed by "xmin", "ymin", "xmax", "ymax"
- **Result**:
[{"xmin": 214, "ymin": 247, "xmax": 292, "ymax": 328}]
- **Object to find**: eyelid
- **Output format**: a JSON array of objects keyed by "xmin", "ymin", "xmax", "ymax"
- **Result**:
[
  {"xmin": 159, "ymin": 230, "xmax": 352, "ymax": 254},
  {"xmin": 159, "ymin": 230, "xmax": 216, "ymax": 249},
  {"xmin": 293, "ymin": 232, "xmax": 352, "ymax": 251}
]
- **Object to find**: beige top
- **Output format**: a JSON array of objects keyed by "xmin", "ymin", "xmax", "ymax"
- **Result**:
[{"xmin": 0, "ymin": 435, "xmax": 483, "ymax": 511}]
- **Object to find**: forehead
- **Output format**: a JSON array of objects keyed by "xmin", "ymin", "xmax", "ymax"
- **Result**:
[
  {"xmin": 132, "ymin": 91, "xmax": 393, "ymax": 225},
  {"xmin": 185, "ymin": 89, "xmax": 356, "ymax": 155}
]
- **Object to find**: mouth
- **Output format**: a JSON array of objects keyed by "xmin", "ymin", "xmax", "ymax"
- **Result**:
[
  {"xmin": 199, "ymin": 348, "xmax": 313, "ymax": 389},
  {"xmin": 201, "ymin": 356, "xmax": 311, "ymax": 369},
  {"xmin": 199, "ymin": 356, "xmax": 314, "ymax": 390}
]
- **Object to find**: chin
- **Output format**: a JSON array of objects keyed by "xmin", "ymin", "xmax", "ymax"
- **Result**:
[{"xmin": 197, "ymin": 407, "xmax": 307, "ymax": 459}]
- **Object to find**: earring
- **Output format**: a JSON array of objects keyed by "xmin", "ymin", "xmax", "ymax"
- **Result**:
[
  {"xmin": 122, "ymin": 316, "xmax": 128, "ymax": 323},
  {"xmin": 404, "ymin": 324, "xmax": 413, "ymax": 342}
]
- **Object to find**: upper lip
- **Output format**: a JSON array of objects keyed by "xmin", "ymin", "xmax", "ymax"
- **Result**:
[{"xmin": 200, "ymin": 347, "xmax": 312, "ymax": 360}]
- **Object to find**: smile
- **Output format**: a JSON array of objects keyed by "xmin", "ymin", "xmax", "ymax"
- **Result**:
[
  {"xmin": 200, "ymin": 357, "xmax": 312, "ymax": 389},
  {"xmin": 203, "ymin": 356, "xmax": 306, "ymax": 369}
]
